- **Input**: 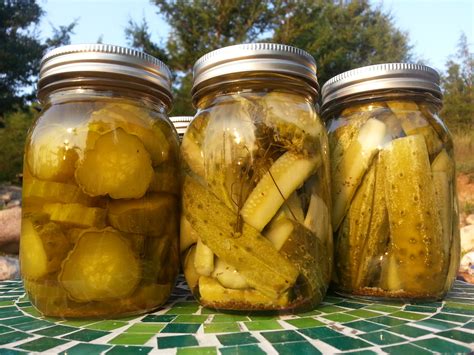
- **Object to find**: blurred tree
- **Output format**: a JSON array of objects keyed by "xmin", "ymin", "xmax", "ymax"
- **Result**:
[
  {"xmin": 271, "ymin": 0, "xmax": 412, "ymax": 86},
  {"xmin": 126, "ymin": 0, "xmax": 412, "ymax": 114},
  {"xmin": 126, "ymin": 0, "xmax": 275, "ymax": 115},
  {"xmin": 0, "ymin": 0, "xmax": 76, "ymax": 117},
  {"xmin": 441, "ymin": 33, "xmax": 473, "ymax": 132}
]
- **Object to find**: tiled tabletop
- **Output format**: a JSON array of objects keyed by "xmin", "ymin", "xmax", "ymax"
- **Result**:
[{"xmin": 0, "ymin": 276, "xmax": 473, "ymax": 354}]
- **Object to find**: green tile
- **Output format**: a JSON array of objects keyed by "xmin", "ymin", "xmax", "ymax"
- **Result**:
[
  {"xmin": 316, "ymin": 305, "xmax": 348, "ymax": 313},
  {"xmin": 464, "ymin": 321, "xmax": 474, "ymax": 329},
  {"xmin": 432, "ymin": 312, "xmax": 472, "ymax": 324},
  {"xmin": 345, "ymin": 309, "xmax": 382, "ymax": 318},
  {"xmin": 0, "ymin": 301, "xmax": 15, "ymax": 307},
  {"xmin": 16, "ymin": 337, "xmax": 68, "ymax": 352},
  {"xmin": 284, "ymin": 317, "xmax": 324, "ymax": 329},
  {"xmin": 369, "ymin": 316, "xmax": 407, "ymax": 327},
  {"xmin": 415, "ymin": 318, "xmax": 457, "ymax": 330},
  {"xmin": 359, "ymin": 330, "xmax": 406, "ymax": 345},
  {"xmin": 204, "ymin": 322, "xmax": 240, "ymax": 333},
  {"xmin": 60, "ymin": 319, "xmax": 97, "ymax": 327},
  {"xmin": 14, "ymin": 319, "xmax": 52, "ymax": 331},
  {"xmin": 142, "ymin": 314, "xmax": 176, "ymax": 323},
  {"xmin": 212, "ymin": 314, "xmax": 250, "ymax": 322},
  {"xmin": 297, "ymin": 309, "xmax": 322, "ymax": 317},
  {"xmin": 382, "ymin": 343, "xmax": 432, "ymax": 355},
  {"xmin": 173, "ymin": 301, "xmax": 200, "ymax": 308},
  {"xmin": 261, "ymin": 330, "xmax": 305, "ymax": 343},
  {"xmin": 298, "ymin": 326, "xmax": 342, "ymax": 339},
  {"xmin": 220, "ymin": 344, "xmax": 265, "ymax": 355},
  {"xmin": 322, "ymin": 336, "xmax": 372, "ymax": 351},
  {"xmin": 217, "ymin": 332, "xmax": 258, "ymax": 346},
  {"xmin": 165, "ymin": 307, "xmax": 199, "ymax": 315},
  {"xmin": 388, "ymin": 324, "xmax": 431, "ymax": 338},
  {"xmin": 337, "ymin": 301, "xmax": 367, "ymax": 309},
  {"xmin": 172, "ymin": 315, "xmax": 208, "ymax": 323},
  {"xmin": 86, "ymin": 320, "xmax": 128, "ymax": 331},
  {"xmin": 244, "ymin": 320, "xmax": 282, "ymax": 331},
  {"xmin": 344, "ymin": 320, "xmax": 386, "ymax": 332},
  {"xmin": 109, "ymin": 332, "xmax": 154, "ymax": 345},
  {"xmin": 272, "ymin": 341, "xmax": 321, "ymax": 355},
  {"xmin": 34, "ymin": 325, "xmax": 77, "ymax": 337},
  {"xmin": 62, "ymin": 329, "xmax": 109, "ymax": 341},
  {"xmin": 322, "ymin": 313, "xmax": 358, "ymax": 322},
  {"xmin": 0, "ymin": 349, "xmax": 27, "ymax": 354},
  {"xmin": 364, "ymin": 304, "xmax": 401, "ymax": 313},
  {"xmin": 0, "ymin": 331, "xmax": 32, "ymax": 345},
  {"xmin": 0, "ymin": 325, "xmax": 13, "ymax": 334},
  {"xmin": 413, "ymin": 337, "xmax": 472, "ymax": 353},
  {"xmin": 345, "ymin": 351, "xmax": 377, "ymax": 355},
  {"xmin": 105, "ymin": 345, "xmax": 151, "ymax": 354},
  {"xmin": 445, "ymin": 301, "xmax": 474, "ymax": 310},
  {"xmin": 20, "ymin": 307, "xmax": 41, "ymax": 317},
  {"xmin": 126, "ymin": 323, "xmax": 164, "ymax": 333},
  {"xmin": 177, "ymin": 347, "xmax": 217, "ymax": 355},
  {"xmin": 442, "ymin": 307, "xmax": 474, "ymax": 316},
  {"xmin": 248, "ymin": 315, "xmax": 277, "ymax": 321},
  {"xmin": 0, "ymin": 316, "xmax": 34, "ymax": 326},
  {"xmin": 391, "ymin": 311, "xmax": 427, "ymax": 321},
  {"xmin": 437, "ymin": 329, "xmax": 474, "ymax": 343},
  {"xmin": 15, "ymin": 302, "xmax": 31, "ymax": 308},
  {"xmin": 161, "ymin": 323, "xmax": 201, "ymax": 333},
  {"xmin": 157, "ymin": 335, "xmax": 198, "ymax": 349},
  {"xmin": 404, "ymin": 305, "xmax": 437, "ymax": 313}
]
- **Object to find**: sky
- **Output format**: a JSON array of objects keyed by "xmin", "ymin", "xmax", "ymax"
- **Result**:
[{"xmin": 38, "ymin": 0, "xmax": 473, "ymax": 74}]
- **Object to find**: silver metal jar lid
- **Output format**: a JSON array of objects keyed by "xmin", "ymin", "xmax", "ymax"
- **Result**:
[
  {"xmin": 38, "ymin": 44, "xmax": 173, "ymax": 108},
  {"xmin": 192, "ymin": 43, "xmax": 319, "ymax": 101},
  {"xmin": 170, "ymin": 116, "xmax": 193, "ymax": 136},
  {"xmin": 321, "ymin": 63, "xmax": 442, "ymax": 110}
]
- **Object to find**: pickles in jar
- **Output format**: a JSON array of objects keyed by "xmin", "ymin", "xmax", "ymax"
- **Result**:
[
  {"xmin": 327, "ymin": 99, "xmax": 458, "ymax": 299},
  {"xmin": 181, "ymin": 89, "xmax": 331, "ymax": 311},
  {"xmin": 22, "ymin": 98, "xmax": 179, "ymax": 317}
]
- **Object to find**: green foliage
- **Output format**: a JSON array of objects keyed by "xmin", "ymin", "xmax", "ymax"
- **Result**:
[
  {"xmin": 270, "ymin": 0, "xmax": 412, "ymax": 85},
  {"xmin": 0, "ymin": 0, "xmax": 76, "ymax": 116},
  {"xmin": 0, "ymin": 107, "xmax": 37, "ymax": 183},
  {"xmin": 126, "ymin": 0, "xmax": 411, "ymax": 114},
  {"xmin": 441, "ymin": 33, "xmax": 473, "ymax": 133}
]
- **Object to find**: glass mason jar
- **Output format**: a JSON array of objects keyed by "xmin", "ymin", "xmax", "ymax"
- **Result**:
[
  {"xmin": 20, "ymin": 44, "xmax": 180, "ymax": 317},
  {"xmin": 321, "ymin": 63, "xmax": 460, "ymax": 300},
  {"xmin": 180, "ymin": 43, "xmax": 332, "ymax": 312},
  {"xmin": 170, "ymin": 116, "xmax": 193, "ymax": 142}
]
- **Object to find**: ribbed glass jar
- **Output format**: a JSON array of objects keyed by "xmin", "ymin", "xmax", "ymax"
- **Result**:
[
  {"xmin": 322, "ymin": 63, "xmax": 460, "ymax": 301},
  {"xmin": 180, "ymin": 43, "xmax": 332, "ymax": 312},
  {"xmin": 20, "ymin": 44, "xmax": 180, "ymax": 317}
]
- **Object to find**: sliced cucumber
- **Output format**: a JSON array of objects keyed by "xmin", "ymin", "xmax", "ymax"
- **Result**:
[
  {"xmin": 23, "ymin": 178, "xmax": 94, "ymax": 206},
  {"xmin": 241, "ymin": 151, "xmax": 321, "ymax": 232},
  {"xmin": 184, "ymin": 177, "xmax": 299, "ymax": 299},
  {"xmin": 382, "ymin": 135, "xmax": 444, "ymax": 293},
  {"xmin": 180, "ymin": 214, "xmax": 198, "ymax": 253},
  {"xmin": 264, "ymin": 218, "xmax": 294, "ymax": 251},
  {"xmin": 431, "ymin": 149, "xmax": 454, "ymax": 178},
  {"xmin": 212, "ymin": 258, "xmax": 249, "ymax": 289},
  {"xmin": 331, "ymin": 118, "xmax": 386, "ymax": 231},
  {"xmin": 43, "ymin": 203, "xmax": 106, "ymax": 228},
  {"xmin": 183, "ymin": 246, "xmax": 200, "ymax": 292},
  {"xmin": 194, "ymin": 238, "xmax": 215, "ymax": 276}
]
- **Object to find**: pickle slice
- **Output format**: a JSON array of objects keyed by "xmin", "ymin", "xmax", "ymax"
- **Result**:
[
  {"xmin": 354, "ymin": 156, "xmax": 390, "ymax": 289},
  {"xmin": 180, "ymin": 214, "xmax": 198, "ymax": 253},
  {"xmin": 184, "ymin": 177, "xmax": 299, "ymax": 299},
  {"xmin": 212, "ymin": 258, "xmax": 249, "ymax": 290},
  {"xmin": 59, "ymin": 227, "xmax": 140, "ymax": 302},
  {"xmin": 265, "ymin": 218, "xmax": 294, "ymax": 251},
  {"xmin": 43, "ymin": 203, "xmax": 106, "ymax": 228},
  {"xmin": 183, "ymin": 246, "xmax": 200, "ymax": 292},
  {"xmin": 382, "ymin": 135, "xmax": 444, "ymax": 293},
  {"xmin": 75, "ymin": 128, "xmax": 153, "ymax": 199},
  {"xmin": 194, "ymin": 238, "xmax": 215, "ymax": 276},
  {"xmin": 431, "ymin": 149, "xmax": 454, "ymax": 178},
  {"xmin": 108, "ymin": 193, "xmax": 176, "ymax": 236},
  {"xmin": 88, "ymin": 103, "xmax": 170, "ymax": 166},
  {"xmin": 199, "ymin": 276, "xmax": 289, "ymax": 309},
  {"xmin": 181, "ymin": 113, "xmax": 207, "ymax": 178},
  {"xmin": 26, "ymin": 123, "xmax": 80, "ymax": 182},
  {"xmin": 241, "ymin": 151, "xmax": 321, "ymax": 232},
  {"xmin": 331, "ymin": 118, "xmax": 386, "ymax": 231},
  {"xmin": 23, "ymin": 178, "xmax": 94, "ymax": 206},
  {"xmin": 304, "ymin": 193, "xmax": 330, "ymax": 243},
  {"xmin": 20, "ymin": 219, "xmax": 71, "ymax": 279},
  {"xmin": 338, "ymin": 162, "xmax": 376, "ymax": 290}
]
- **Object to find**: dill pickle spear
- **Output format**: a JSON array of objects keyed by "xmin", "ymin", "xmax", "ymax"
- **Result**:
[
  {"xmin": 331, "ymin": 118, "xmax": 386, "ymax": 231},
  {"xmin": 43, "ymin": 203, "xmax": 106, "ymax": 228},
  {"xmin": 382, "ymin": 134, "xmax": 444, "ymax": 294},
  {"xmin": 184, "ymin": 177, "xmax": 299, "ymax": 299}
]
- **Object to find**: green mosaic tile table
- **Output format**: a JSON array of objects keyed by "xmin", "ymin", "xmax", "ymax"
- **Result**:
[{"xmin": 0, "ymin": 276, "xmax": 473, "ymax": 354}]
